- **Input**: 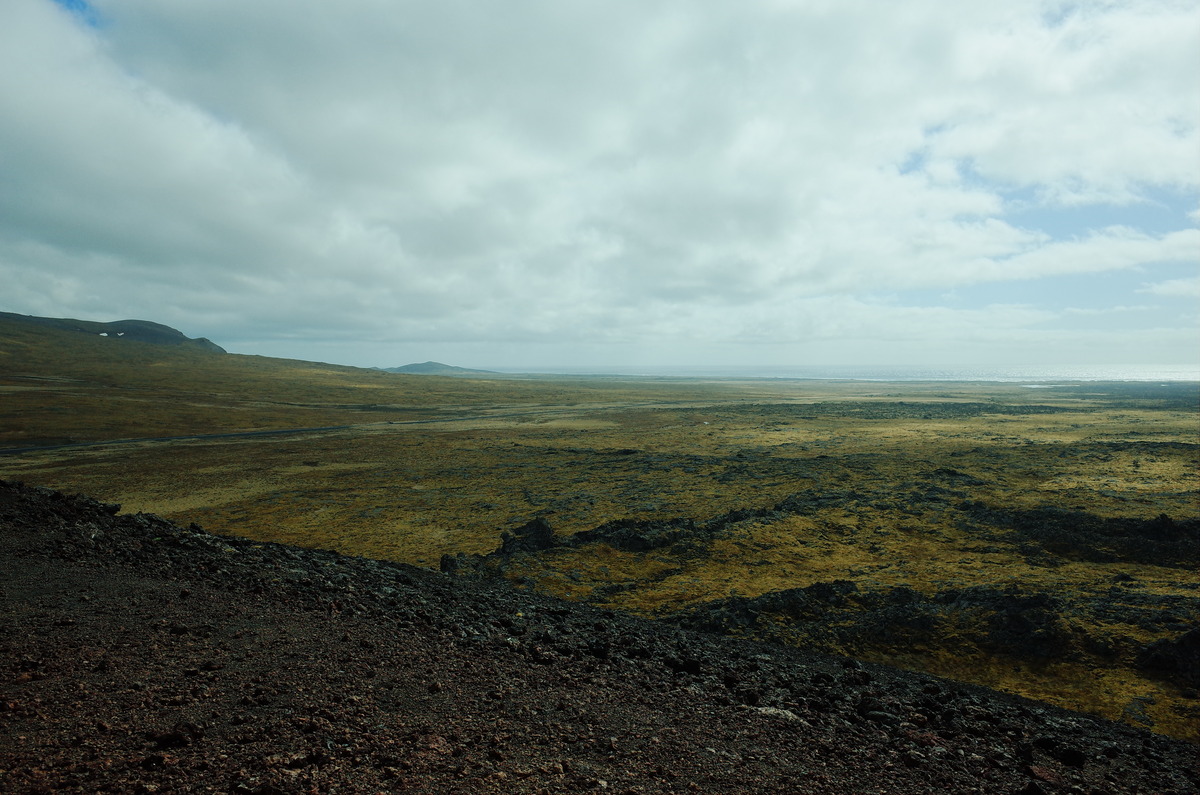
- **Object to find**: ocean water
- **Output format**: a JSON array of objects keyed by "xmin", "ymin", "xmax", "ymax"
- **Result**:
[{"xmin": 493, "ymin": 363, "xmax": 1200, "ymax": 382}]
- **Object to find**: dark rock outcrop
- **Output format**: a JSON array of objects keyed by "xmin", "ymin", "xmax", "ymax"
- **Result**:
[
  {"xmin": 1138, "ymin": 628, "xmax": 1200, "ymax": 687},
  {"xmin": 963, "ymin": 503, "xmax": 1200, "ymax": 568},
  {"xmin": 498, "ymin": 516, "xmax": 560, "ymax": 554},
  {"xmin": 571, "ymin": 516, "xmax": 707, "ymax": 552},
  {"xmin": 671, "ymin": 580, "xmax": 1200, "ymax": 689}
]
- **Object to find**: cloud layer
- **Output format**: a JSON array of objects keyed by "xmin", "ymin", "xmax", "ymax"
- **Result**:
[{"xmin": 2, "ymin": 0, "xmax": 1197, "ymax": 368}]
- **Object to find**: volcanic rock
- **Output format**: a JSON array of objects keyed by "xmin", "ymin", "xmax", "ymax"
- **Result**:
[{"xmin": 2, "ymin": 479, "xmax": 1198, "ymax": 794}]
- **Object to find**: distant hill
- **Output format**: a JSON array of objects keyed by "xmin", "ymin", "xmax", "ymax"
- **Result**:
[
  {"xmin": 0, "ymin": 315, "xmax": 562, "ymax": 447},
  {"xmin": 0, "ymin": 311, "xmax": 225, "ymax": 353},
  {"xmin": 379, "ymin": 361, "xmax": 496, "ymax": 375}
]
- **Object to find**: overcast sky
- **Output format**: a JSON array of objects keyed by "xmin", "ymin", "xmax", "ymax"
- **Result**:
[{"xmin": 2, "ymin": 0, "xmax": 1197, "ymax": 372}]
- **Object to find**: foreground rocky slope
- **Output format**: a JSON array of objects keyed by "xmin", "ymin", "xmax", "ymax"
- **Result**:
[{"xmin": 2, "ymin": 480, "xmax": 1197, "ymax": 794}]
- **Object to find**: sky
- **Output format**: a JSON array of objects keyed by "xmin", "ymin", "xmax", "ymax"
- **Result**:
[{"xmin": 1, "ymin": 0, "xmax": 1197, "ymax": 372}]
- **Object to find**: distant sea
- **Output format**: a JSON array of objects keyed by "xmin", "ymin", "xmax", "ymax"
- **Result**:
[{"xmin": 491, "ymin": 364, "xmax": 1200, "ymax": 382}]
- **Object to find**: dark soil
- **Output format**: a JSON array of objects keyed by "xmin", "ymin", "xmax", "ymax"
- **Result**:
[{"xmin": 2, "ymin": 480, "xmax": 1198, "ymax": 794}]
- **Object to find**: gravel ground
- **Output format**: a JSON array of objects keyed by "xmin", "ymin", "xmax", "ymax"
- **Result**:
[{"xmin": 2, "ymin": 479, "xmax": 1197, "ymax": 794}]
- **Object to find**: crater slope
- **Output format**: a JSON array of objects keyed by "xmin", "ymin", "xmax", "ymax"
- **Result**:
[{"xmin": 3, "ymin": 480, "xmax": 1198, "ymax": 794}]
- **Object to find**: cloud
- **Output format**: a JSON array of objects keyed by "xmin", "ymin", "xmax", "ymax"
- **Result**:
[
  {"xmin": 1138, "ymin": 276, "xmax": 1200, "ymax": 299},
  {"xmin": 1, "ymin": 0, "xmax": 1197, "ymax": 367},
  {"xmin": 925, "ymin": 1, "xmax": 1200, "ymax": 203}
]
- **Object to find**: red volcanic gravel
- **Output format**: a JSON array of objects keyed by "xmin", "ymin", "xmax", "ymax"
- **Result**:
[{"xmin": 2, "ymin": 479, "xmax": 1198, "ymax": 794}]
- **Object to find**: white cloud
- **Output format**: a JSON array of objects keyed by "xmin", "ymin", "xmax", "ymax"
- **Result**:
[
  {"xmin": 1061, "ymin": 305, "xmax": 1154, "ymax": 316},
  {"xmin": 1138, "ymin": 276, "xmax": 1200, "ymax": 298},
  {"xmin": 1, "ymin": 0, "xmax": 1196, "ymax": 368}
]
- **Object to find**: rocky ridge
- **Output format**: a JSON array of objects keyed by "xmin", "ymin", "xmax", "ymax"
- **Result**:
[{"xmin": 2, "ymin": 479, "xmax": 1198, "ymax": 794}]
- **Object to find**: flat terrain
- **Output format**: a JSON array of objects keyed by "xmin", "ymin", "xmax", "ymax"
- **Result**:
[{"xmin": 2, "ymin": 319, "xmax": 1197, "ymax": 741}]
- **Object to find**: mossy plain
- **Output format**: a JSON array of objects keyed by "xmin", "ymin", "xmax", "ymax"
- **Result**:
[{"xmin": 3, "ymin": 319, "xmax": 1197, "ymax": 739}]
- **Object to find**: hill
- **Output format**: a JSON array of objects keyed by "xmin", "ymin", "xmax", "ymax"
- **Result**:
[
  {"xmin": 0, "ymin": 313, "xmax": 685, "ymax": 447},
  {"xmin": 2, "ymin": 479, "xmax": 1197, "ymax": 794},
  {"xmin": 380, "ymin": 361, "xmax": 498, "ymax": 375},
  {"xmin": 0, "ymin": 310, "xmax": 226, "ymax": 353}
]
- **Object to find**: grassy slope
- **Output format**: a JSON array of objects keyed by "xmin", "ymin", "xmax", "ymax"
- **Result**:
[
  {"xmin": 3, "ymin": 317, "xmax": 1198, "ymax": 739},
  {"xmin": 0, "ymin": 318, "xmax": 735, "ymax": 445}
]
